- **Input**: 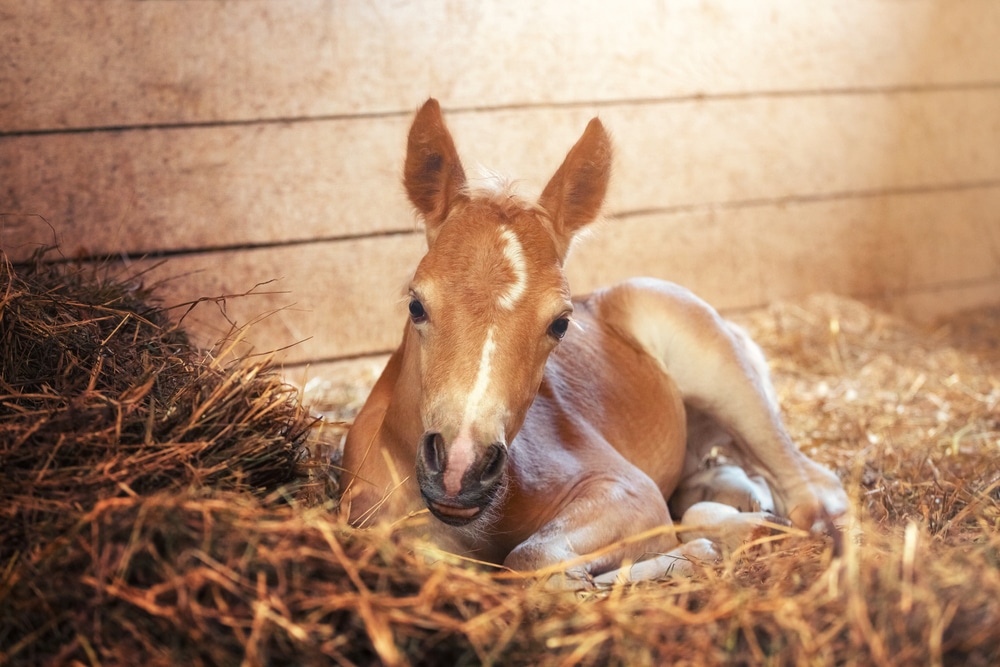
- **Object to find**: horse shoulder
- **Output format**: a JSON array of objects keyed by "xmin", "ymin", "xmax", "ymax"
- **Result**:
[
  {"xmin": 542, "ymin": 296, "xmax": 689, "ymax": 496},
  {"xmin": 341, "ymin": 347, "xmax": 424, "ymax": 524}
]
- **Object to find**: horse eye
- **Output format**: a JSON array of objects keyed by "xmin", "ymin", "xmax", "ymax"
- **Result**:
[
  {"xmin": 548, "ymin": 317, "xmax": 570, "ymax": 340},
  {"xmin": 408, "ymin": 298, "xmax": 427, "ymax": 323}
]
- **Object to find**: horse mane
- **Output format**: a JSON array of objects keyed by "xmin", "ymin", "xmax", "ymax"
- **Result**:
[{"xmin": 464, "ymin": 169, "xmax": 549, "ymax": 220}]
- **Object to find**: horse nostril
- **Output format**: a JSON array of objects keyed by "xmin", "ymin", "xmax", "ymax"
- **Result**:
[
  {"xmin": 480, "ymin": 442, "xmax": 508, "ymax": 482},
  {"xmin": 420, "ymin": 432, "xmax": 446, "ymax": 473}
]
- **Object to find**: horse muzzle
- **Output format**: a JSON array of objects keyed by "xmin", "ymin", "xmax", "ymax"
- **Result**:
[{"xmin": 415, "ymin": 432, "xmax": 508, "ymax": 526}]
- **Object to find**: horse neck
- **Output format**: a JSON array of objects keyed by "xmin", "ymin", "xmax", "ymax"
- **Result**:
[{"xmin": 378, "ymin": 324, "xmax": 425, "ymax": 454}]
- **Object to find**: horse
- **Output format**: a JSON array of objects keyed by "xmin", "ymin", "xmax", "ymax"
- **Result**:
[{"xmin": 340, "ymin": 98, "xmax": 848, "ymax": 586}]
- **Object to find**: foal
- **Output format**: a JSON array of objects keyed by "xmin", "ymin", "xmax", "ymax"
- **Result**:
[{"xmin": 341, "ymin": 99, "xmax": 847, "ymax": 585}]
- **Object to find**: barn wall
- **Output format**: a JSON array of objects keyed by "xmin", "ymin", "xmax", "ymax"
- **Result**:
[{"xmin": 2, "ymin": 0, "xmax": 999, "ymax": 368}]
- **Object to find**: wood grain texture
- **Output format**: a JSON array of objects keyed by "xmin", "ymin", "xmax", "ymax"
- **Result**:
[
  {"xmin": 136, "ymin": 234, "xmax": 427, "ymax": 363},
  {"xmin": 881, "ymin": 279, "xmax": 1000, "ymax": 323},
  {"xmin": 5, "ymin": 91, "xmax": 1000, "ymax": 260},
  {"xmin": 568, "ymin": 186, "xmax": 1000, "ymax": 309},
  {"xmin": 3, "ymin": 0, "xmax": 999, "ymax": 365},
  {"xmin": 3, "ymin": 0, "xmax": 1000, "ymax": 132},
  {"xmin": 125, "ymin": 186, "xmax": 1000, "ymax": 365}
]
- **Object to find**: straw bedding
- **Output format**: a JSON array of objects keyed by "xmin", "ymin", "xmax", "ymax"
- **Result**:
[{"xmin": 1, "ymin": 252, "xmax": 998, "ymax": 666}]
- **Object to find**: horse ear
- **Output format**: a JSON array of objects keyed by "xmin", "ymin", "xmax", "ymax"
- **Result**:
[
  {"xmin": 538, "ymin": 117, "xmax": 612, "ymax": 261},
  {"xmin": 404, "ymin": 98, "xmax": 467, "ymax": 245}
]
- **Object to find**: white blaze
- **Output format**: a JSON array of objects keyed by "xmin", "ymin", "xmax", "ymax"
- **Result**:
[
  {"xmin": 497, "ymin": 227, "xmax": 527, "ymax": 310},
  {"xmin": 463, "ymin": 327, "xmax": 496, "ymax": 429},
  {"xmin": 442, "ymin": 226, "xmax": 526, "ymax": 496},
  {"xmin": 444, "ymin": 327, "xmax": 497, "ymax": 496}
]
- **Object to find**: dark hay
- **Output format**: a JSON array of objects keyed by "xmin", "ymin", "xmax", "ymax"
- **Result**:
[
  {"xmin": 0, "ymin": 252, "xmax": 331, "ymax": 664},
  {"xmin": 2, "ymin": 251, "xmax": 999, "ymax": 666}
]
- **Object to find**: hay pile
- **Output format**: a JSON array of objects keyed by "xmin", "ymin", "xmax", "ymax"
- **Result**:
[
  {"xmin": 0, "ymin": 252, "xmax": 331, "ymax": 662},
  {"xmin": 2, "ymin": 253, "xmax": 999, "ymax": 666}
]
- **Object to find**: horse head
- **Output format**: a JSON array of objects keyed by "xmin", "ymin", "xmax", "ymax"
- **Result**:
[{"xmin": 401, "ymin": 99, "xmax": 611, "ymax": 525}]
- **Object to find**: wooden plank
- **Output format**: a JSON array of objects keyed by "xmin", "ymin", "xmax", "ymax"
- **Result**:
[
  {"xmin": 567, "ymin": 186, "xmax": 1000, "ymax": 310},
  {"xmin": 879, "ymin": 279, "xmax": 1000, "ymax": 324},
  {"xmin": 0, "ymin": 116, "xmax": 412, "ymax": 258},
  {"xmin": 135, "ymin": 233, "xmax": 426, "ymax": 364},
  {"xmin": 4, "ymin": 0, "xmax": 1000, "ymax": 132},
  {"xmin": 457, "ymin": 91, "xmax": 1000, "ymax": 217},
  {"xmin": 122, "ymin": 186, "xmax": 1000, "ymax": 365},
  {"xmin": 5, "ymin": 90, "xmax": 1000, "ymax": 260}
]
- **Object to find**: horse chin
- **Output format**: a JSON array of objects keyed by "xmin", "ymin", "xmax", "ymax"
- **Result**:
[{"xmin": 426, "ymin": 499, "xmax": 483, "ymax": 527}]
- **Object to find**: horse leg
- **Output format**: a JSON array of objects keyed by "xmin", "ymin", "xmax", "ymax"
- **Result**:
[
  {"xmin": 671, "ymin": 462, "xmax": 776, "ymax": 515},
  {"xmin": 596, "ymin": 279, "xmax": 848, "ymax": 532},
  {"xmin": 590, "ymin": 501, "xmax": 787, "ymax": 587},
  {"xmin": 589, "ymin": 538, "xmax": 719, "ymax": 587},
  {"xmin": 678, "ymin": 501, "xmax": 791, "ymax": 553},
  {"xmin": 669, "ymin": 407, "xmax": 777, "ymax": 515},
  {"xmin": 503, "ymin": 472, "xmax": 719, "ymax": 589}
]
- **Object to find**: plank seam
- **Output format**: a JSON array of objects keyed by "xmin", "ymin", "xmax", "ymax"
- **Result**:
[
  {"xmin": 4, "ymin": 81, "xmax": 1000, "ymax": 138},
  {"xmin": 11, "ymin": 178, "xmax": 1000, "ymax": 264},
  {"xmin": 611, "ymin": 178, "xmax": 1000, "ymax": 220},
  {"xmin": 7, "ymin": 228, "xmax": 423, "ymax": 267},
  {"xmin": 720, "ymin": 275, "xmax": 1000, "ymax": 318}
]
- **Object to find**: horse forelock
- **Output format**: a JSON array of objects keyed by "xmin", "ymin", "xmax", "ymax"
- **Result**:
[{"xmin": 463, "ymin": 169, "xmax": 549, "ymax": 220}]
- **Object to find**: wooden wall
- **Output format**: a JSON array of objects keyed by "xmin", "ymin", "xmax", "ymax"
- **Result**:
[{"xmin": 3, "ymin": 0, "xmax": 999, "ymax": 371}]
